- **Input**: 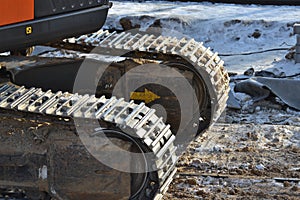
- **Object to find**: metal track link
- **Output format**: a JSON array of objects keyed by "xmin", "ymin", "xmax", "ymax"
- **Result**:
[
  {"xmin": 67, "ymin": 30, "xmax": 230, "ymax": 123},
  {"xmin": 0, "ymin": 83, "xmax": 178, "ymax": 200}
]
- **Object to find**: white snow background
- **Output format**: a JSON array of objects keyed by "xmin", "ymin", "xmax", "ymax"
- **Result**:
[{"xmin": 105, "ymin": 1, "xmax": 300, "ymax": 75}]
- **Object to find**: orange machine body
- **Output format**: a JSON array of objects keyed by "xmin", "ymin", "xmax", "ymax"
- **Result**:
[{"xmin": 0, "ymin": 0, "xmax": 34, "ymax": 26}]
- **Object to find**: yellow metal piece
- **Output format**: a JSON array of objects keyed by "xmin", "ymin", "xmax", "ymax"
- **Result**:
[
  {"xmin": 130, "ymin": 89, "xmax": 160, "ymax": 104},
  {"xmin": 26, "ymin": 26, "xmax": 32, "ymax": 35}
]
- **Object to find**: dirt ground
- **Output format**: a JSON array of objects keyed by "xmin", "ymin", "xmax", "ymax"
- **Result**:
[
  {"xmin": 0, "ymin": 85, "xmax": 299, "ymax": 200},
  {"xmin": 164, "ymin": 111, "xmax": 300, "ymax": 199}
]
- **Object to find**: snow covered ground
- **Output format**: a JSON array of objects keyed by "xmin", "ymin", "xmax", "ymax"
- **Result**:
[{"xmin": 106, "ymin": 1, "xmax": 300, "ymax": 73}]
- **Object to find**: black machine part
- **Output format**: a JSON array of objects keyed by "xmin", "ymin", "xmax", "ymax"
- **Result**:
[
  {"xmin": 0, "ymin": 1, "xmax": 111, "ymax": 53},
  {"xmin": 34, "ymin": 0, "xmax": 111, "ymax": 18}
]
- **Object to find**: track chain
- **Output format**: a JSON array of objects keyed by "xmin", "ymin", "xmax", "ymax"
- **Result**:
[
  {"xmin": 67, "ymin": 29, "xmax": 230, "ymax": 124},
  {"xmin": 0, "ymin": 83, "xmax": 177, "ymax": 200}
]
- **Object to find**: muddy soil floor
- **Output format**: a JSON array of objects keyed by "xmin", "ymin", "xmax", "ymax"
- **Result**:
[{"xmin": 164, "ymin": 108, "xmax": 300, "ymax": 200}]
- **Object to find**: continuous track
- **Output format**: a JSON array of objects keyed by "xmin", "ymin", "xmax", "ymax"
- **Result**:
[
  {"xmin": 0, "ymin": 30, "xmax": 229, "ymax": 199},
  {"xmin": 54, "ymin": 29, "xmax": 230, "ymax": 128},
  {"xmin": 0, "ymin": 83, "xmax": 177, "ymax": 200}
]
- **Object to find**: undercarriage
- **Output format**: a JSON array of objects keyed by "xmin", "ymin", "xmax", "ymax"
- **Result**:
[
  {"xmin": 0, "ymin": 30, "xmax": 229, "ymax": 199},
  {"xmin": 0, "ymin": 1, "xmax": 229, "ymax": 199}
]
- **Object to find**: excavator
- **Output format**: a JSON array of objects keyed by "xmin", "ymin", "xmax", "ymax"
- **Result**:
[{"xmin": 0, "ymin": 0, "xmax": 229, "ymax": 199}]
